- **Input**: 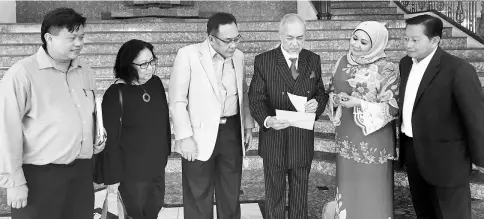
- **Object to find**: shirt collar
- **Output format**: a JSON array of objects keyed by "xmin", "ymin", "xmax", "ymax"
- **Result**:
[
  {"xmin": 208, "ymin": 42, "xmax": 232, "ymax": 62},
  {"xmin": 412, "ymin": 47, "xmax": 438, "ymax": 66},
  {"xmin": 36, "ymin": 47, "xmax": 82, "ymax": 71},
  {"xmin": 281, "ymin": 45, "xmax": 299, "ymax": 61}
]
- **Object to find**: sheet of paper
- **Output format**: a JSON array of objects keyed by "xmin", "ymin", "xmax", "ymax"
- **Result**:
[
  {"xmin": 276, "ymin": 109, "xmax": 316, "ymax": 130},
  {"xmin": 287, "ymin": 93, "xmax": 307, "ymax": 112}
]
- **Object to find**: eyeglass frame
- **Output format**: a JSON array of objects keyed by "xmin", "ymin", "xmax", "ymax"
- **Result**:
[
  {"xmin": 211, "ymin": 34, "xmax": 242, "ymax": 45},
  {"xmin": 132, "ymin": 58, "xmax": 158, "ymax": 69}
]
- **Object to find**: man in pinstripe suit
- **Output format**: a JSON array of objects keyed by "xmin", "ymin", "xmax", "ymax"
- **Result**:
[{"xmin": 248, "ymin": 14, "xmax": 328, "ymax": 218}]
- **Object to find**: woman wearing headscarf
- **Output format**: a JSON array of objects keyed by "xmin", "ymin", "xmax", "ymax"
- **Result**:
[{"xmin": 323, "ymin": 21, "xmax": 400, "ymax": 219}]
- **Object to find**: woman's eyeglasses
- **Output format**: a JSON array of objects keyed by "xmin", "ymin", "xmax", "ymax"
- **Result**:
[{"xmin": 132, "ymin": 58, "xmax": 157, "ymax": 69}]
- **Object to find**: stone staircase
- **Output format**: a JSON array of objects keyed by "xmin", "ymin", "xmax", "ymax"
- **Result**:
[
  {"xmin": 0, "ymin": 1, "xmax": 483, "ymax": 200},
  {"xmin": 106, "ymin": 1, "xmax": 199, "ymax": 19}
]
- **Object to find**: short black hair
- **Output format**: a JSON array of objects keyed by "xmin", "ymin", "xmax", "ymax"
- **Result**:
[
  {"xmin": 405, "ymin": 14, "xmax": 443, "ymax": 39},
  {"xmin": 206, "ymin": 12, "xmax": 237, "ymax": 36},
  {"xmin": 41, "ymin": 8, "xmax": 86, "ymax": 49},
  {"xmin": 114, "ymin": 39, "xmax": 157, "ymax": 84}
]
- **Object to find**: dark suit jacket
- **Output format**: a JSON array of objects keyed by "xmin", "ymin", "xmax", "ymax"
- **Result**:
[
  {"xmin": 398, "ymin": 47, "xmax": 484, "ymax": 187},
  {"xmin": 248, "ymin": 46, "xmax": 328, "ymax": 168}
]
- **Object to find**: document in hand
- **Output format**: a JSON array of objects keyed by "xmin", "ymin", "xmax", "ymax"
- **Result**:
[{"xmin": 275, "ymin": 93, "xmax": 316, "ymax": 130}]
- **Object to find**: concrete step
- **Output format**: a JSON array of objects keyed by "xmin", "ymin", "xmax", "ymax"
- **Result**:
[
  {"xmin": 109, "ymin": 7, "xmax": 199, "ymax": 18},
  {"xmin": 330, "ymin": 1, "xmax": 392, "ymax": 8},
  {"xmin": 2, "ymin": 49, "xmax": 483, "ymax": 68},
  {"xmin": 130, "ymin": 0, "xmax": 194, "ymax": 7},
  {"xmin": 4, "ymin": 60, "xmax": 484, "ymax": 83},
  {"xmin": 0, "ymin": 20, "xmax": 407, "ymax": 33},
  {"xmin": 0, "ymin": 34, "xmax": 462, "ymax": 56},
  {"xmin": 331, "ymin": 7, "xmax": 400, "ymax": 15},
  {"xmin": 332, "ymin": 14, "xmax": 404, "ymax": 20},
  {"xmin": 0, "ymin": 28, "xmax": 453, "ymax": 44}
]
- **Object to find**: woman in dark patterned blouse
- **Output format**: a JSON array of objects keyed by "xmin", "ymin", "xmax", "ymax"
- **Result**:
[{"xmin": 101, "ymin": 39, "xmax": 171, "ymax": 219}]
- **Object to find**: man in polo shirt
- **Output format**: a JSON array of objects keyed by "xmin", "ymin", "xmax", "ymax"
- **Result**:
[{"xmin": 0, "ymin": 8, "xmax": 98, "ymax": 219}]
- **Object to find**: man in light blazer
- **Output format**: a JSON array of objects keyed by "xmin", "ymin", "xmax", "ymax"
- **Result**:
[{"xmin": 169, "ymin": 12, "xmax": 254, "ymax": 219}]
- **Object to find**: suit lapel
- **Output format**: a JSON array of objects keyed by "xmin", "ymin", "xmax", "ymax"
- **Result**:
[
  {"xmin": 413, "ymin": 47, "xmax": 443, "ymax": 109},
  {"xmin": 198, "ymin": 39, "xmax": 221, "ymax": 101},
  {"xmin": 275, "ymin": 46, "xmax": 296, "ymax": 89},
  {"xmin": 294, "ymin": 50, "xmax": 311, "ymax": 92}
]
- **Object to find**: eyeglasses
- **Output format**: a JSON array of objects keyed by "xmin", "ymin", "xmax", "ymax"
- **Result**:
[
  {"xmin": 132, "ymin": 58, "xmax": 157, "ymax": 69},
  {"xmin": 211, "ymin": 34, "xmax": 242, "ymax": 45}
]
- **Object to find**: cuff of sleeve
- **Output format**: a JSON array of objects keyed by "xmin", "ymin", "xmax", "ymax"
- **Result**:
[
  {"xmin": 174, "ymin": 130, "xmax": 193, "ymax": 141},
  {"xmin": 0, "ymin": 168, "xmax": 26, "ymax": 188},
  {"xmin": 263, "ymin": 117, "xmax": 270, "ymax": 128}
]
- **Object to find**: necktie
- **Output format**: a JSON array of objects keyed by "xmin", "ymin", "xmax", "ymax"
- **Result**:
[{"xmin": 289, "ymin": 58, "xmax": 298, "ymax": 80}]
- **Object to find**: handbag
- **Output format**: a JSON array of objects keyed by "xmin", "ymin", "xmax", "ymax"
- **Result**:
[
  {"xmin": 100, "ymin": 191, "xmax": 128, "ymax": 219},
  {"xmin": 93, "ymin": 88, "xmax": 124, "ymax": 184}
]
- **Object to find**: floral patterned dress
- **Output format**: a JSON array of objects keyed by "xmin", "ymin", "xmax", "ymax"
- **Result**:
[{"xmin": 326, "ymin": 55, "xmax": 399, "ymax": 219}]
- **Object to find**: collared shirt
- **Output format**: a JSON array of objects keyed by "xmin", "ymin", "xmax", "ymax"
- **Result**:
[
  {"xmin": 281, "ymin": 45, "xmax": 299, "ymax": 69},
  {"xmin": 0, "ymin": 47, "xmax": 96, "ymax": 188},
  {"xmin": 401, "ymin": 47, "xmax": 438, "ymax": 137},
  {"xmin": 208, "ymin": 43, "xmax": 238, "ymax": 117}
]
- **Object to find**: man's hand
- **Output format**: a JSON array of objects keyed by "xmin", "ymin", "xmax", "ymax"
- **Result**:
[
  {"xmin": 7, "ymin": 184, "xmax": 28, "ymax": 209},
  {"xmin": 180, "ymin": 137, "xmax": 198, "ymax": 162},
  {"xmin": 266, "ymin": 117, "xmax": 291, "ymax": 130},
  {"xmin": 305, "ymin": 99, "xmax": 318, "ymax": 113},
  {"xmin": 244, "ymin": 128, "xmax": 253, "ymax": 150}
]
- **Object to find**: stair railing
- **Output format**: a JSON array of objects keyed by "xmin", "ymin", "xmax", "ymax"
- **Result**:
[
  {"xmin": 394, "ymin": 1, "xmax": 484, "ymax": 44},
  {"xmin": 311, "ymin": 1, "xmax": 332, "ymax": 20}
]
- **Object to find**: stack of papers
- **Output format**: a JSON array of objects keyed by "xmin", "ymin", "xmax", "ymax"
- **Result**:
[{"xmin": 275, "ymin": 93, "xmax": 316, "ymax": 130}]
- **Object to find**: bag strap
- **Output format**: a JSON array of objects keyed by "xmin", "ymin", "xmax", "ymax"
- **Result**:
[{"xmin": 118, "ymin": 87, "xmax": 123, "ymax": 144}]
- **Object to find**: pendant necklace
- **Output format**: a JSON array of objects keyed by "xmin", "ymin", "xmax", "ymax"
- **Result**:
[{"xmin": 138, "ymin": 84, "xmax": 150, "ymax": 103}]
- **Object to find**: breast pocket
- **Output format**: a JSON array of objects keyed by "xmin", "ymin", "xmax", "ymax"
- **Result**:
[{"xmin": 82, "ymin": 88, "xmax": 95, "ymax": 113}]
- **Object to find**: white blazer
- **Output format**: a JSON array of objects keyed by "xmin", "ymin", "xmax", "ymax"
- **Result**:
[{"xmin": 169, "ymin": 39, "xmax": 254, "ymax": 161}]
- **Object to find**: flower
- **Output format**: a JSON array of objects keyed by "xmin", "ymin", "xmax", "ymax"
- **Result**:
[{"xmin": 355, "ymin": 82, "xmax": 370, "ymax": 95}]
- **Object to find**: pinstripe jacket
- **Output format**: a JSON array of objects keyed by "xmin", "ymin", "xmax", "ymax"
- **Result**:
[{"xmin": 249, "ymin": 46, "xmax": 328, "ymax": 168}]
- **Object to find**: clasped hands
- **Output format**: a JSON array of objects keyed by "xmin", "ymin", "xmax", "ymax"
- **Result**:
[{"xmin": 267, "ymin": 99, "xmax": 318, "ymax": 130}]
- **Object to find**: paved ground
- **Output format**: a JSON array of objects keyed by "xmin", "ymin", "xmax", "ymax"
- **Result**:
[{"xmin": 1, "ymin": 170, "xmax": 484, "ymax": 218}]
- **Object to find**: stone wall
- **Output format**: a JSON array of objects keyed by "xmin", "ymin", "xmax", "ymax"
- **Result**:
[
  {"xmin": 195, "ymin": 1, "xmax": 297, "ymax": 21},
  {"xmin": 16, "ymin": 1, "xmax": 130, "ymax": 23}
]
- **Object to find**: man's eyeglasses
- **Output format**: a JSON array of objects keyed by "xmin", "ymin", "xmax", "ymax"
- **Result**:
[
  {"xmin": 132, "ymin": 58, "xmax": 157, "ymax": 69},
  {"xmin": 211, "ymin": 34, "xmax": 242, "ymax": 45}
]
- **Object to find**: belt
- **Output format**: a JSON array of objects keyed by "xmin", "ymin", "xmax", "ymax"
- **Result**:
[
  {"xmin": 25, "ymin": 159, "xmax": 78, "ymax": 168},
  {"xmin": 220, "ymin": 115, "xmax": 238, "ymax": 124}
]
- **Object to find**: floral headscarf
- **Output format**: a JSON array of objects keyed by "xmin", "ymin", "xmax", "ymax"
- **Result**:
[{"xmin": 347, "ymin": 21, "xmax": 389, "ymax": 65}]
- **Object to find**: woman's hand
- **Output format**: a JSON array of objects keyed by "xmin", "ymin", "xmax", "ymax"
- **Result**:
[{"xmin": 339, "ymin": 93, "xmax": 362, "ymax": 108}]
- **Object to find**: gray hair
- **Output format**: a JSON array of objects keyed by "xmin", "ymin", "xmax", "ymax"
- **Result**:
[{"xmin": 279, "ymin": 13, "xmax": 306, "ymax": 34}]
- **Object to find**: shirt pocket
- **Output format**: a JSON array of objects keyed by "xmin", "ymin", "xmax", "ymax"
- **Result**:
[{"xmin": 82, "ymin": 88, "xmax": 95, "ymax": 113}]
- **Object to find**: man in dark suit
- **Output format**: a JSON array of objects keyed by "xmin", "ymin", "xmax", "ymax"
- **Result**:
[
  {"xmin": 399, "ymin": 14, "xmax": 484, "ymax": 219},
  {"xmin": 248, "ymin": 13, "xmax": 327, "ymax": 219}
]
